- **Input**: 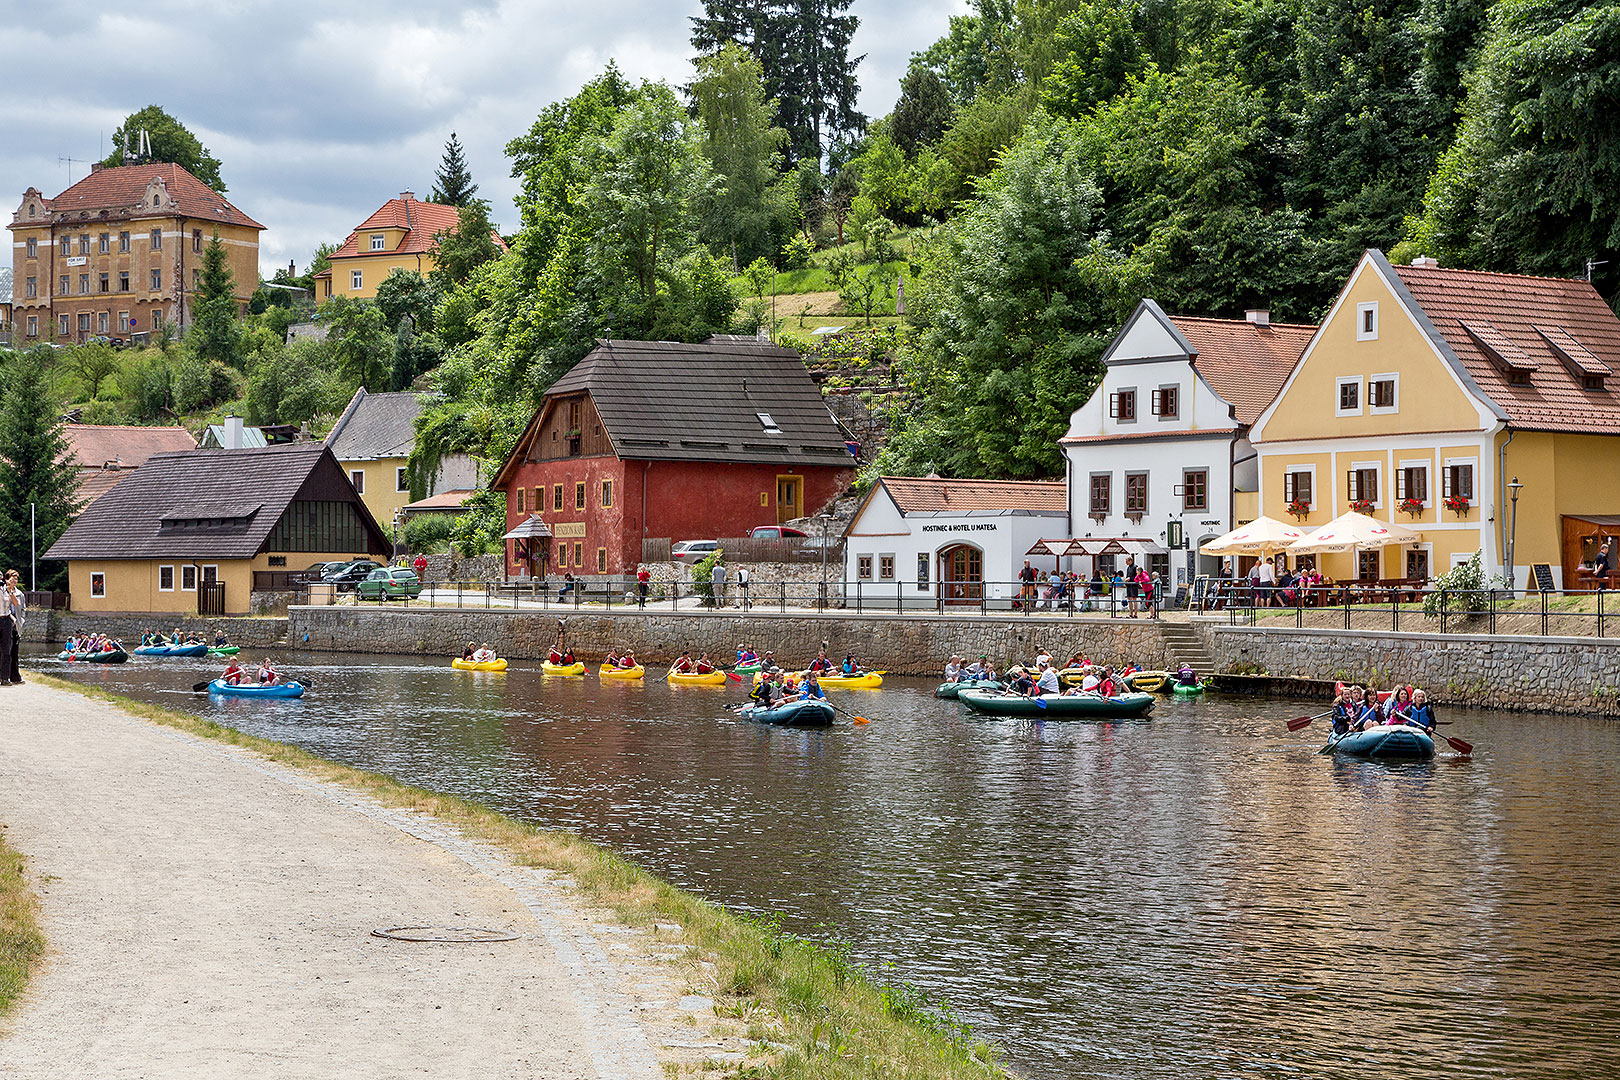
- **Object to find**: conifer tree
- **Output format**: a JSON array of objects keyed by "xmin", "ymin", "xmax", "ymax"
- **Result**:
[
  {"xmin": 190, "ymin": 231, "xmax": 242, "ymax": 368},
  {"xmin": 431, "ymin": 132, "xmax": 479, "ymax": 207},
  {"xmin": 0, "ymin": 352, "xmax": 80, "ymax": 590}
]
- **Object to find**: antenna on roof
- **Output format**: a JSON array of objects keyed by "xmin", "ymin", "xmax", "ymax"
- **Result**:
[
  {"xmin": 1588, "ymin": 258, "xmax": 1608, "ymax": 282},
  {"xmin": 58, "ymin": 155, "xmax": 94, "ymax": 182}
]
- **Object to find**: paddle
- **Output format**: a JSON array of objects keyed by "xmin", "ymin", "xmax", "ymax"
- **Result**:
[
  {"xmin": 1286, "ymin": 709, "xmax": 1334, "ymax": 732},
  {"xmin": 1388, "ymin": 708, "xmax": 1473, "ymax": 756},
  {"xmin": 821, "ymin": 696, "xmax": 872, "ymax": 725}
]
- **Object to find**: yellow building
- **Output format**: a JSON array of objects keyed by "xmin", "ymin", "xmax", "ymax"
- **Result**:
[
  {"xmin": 45, "ymin": 444, "xmax": 389, "ymax": 615},
  {"xmin": 1251, "ymin": 250, "xmax": 1620, "ymax": 589},
  {"xmin": 314, "ymin": 191, "xmax": 503, "ymax": 301},
  {"xmin": 324, "ymin": 387, "xmax": 478, "ymax": 535},
  {"xmin": 9, "ymin": 162, "xmax": 262, "ymax": 343}
]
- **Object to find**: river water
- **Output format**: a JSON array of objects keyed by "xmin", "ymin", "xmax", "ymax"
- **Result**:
[{"xmin": 30, "ymin": 647, "xmax": 1620, "ymax": 1079}]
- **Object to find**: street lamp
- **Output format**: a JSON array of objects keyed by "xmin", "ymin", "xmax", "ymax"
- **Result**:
[{"xmin": 1508, "ymin": 476, "xmax": 1523, "ymax": 587}]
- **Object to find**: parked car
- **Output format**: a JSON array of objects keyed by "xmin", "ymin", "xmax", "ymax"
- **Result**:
[
  {"xmin": 355, "ymin": 567, "xmax": 423, "ymax": 601},
  {"xmin": 748, "ymin": 525, "xmax": 808, "ymax": 539},
  {"xmin": 302, "ymin": 560, "xmax": 349, "ymax": 582},
  {"xmin": 671, "ymin": 539, "xmax": 721, "ymax": 564},
  {"xmin": 322, "ymin": 559, "xmax": 382, "ymax": 590}
]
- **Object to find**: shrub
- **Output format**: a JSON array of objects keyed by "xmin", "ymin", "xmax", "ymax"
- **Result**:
[
  {"xmin": 692, "ymin": 547, "xmax": 724, "ymax": 607},
  {"xmin": 402, "ymin": 513, "xmax": 455, "ymax": 554},
  {"xmin": 1421, "ymin": 550, "xmax": 1508, "ymax": 617},
  {"xmin": 780, "ymin": 235, "xmax": 815, "ymax": 270}
]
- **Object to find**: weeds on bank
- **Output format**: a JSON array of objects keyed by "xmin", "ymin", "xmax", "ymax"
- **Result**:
[
  {"xmin": 0, "ymin": 824, "xmax": 45, "ymax": 1018},
  {"xmin": 35, "ymin": 675, "xmax": 1005, "ymax": 1080}
]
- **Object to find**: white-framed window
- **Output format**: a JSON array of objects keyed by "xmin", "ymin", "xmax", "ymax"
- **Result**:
[
  {"xmin": 1151, "ymin": 385, "xmax": 1179, "ymax": 419},
  {"xmin": 879, "ymin": 553, "xmax": 896, "ymax": 580},
  {"xmin": 1396, "ymin": 460, "xmax": 1429, "ymax": 506},
  {"xmin": 1369, "ymin": 373, "xmax": 1399, "ymax": 413},
  {"xmin": 26, "ymin": 316, "xmax": 37, "ymax": 337},
  {"xmin": 181, "ymin": 565, "xmax": 198, "ymax": 591},
  {"xmin": 90, "ymin": 571, "xmax": 106, "ymax": 597},
  {"xmin": 1347, "ymin": 461, "xmax": 1382, "ymax": 508},
  {"xmin": 119, "ymin": 230, "xmax": 131, "ymax": 252},
  {"xmin": 58, "ymin": 314, "xmax": 71, "ymax": 336},
  {"xmin": 24, "ymin": 277, "xmax": 34, "ymax": 298},
  {"xmin": 351, "ymin": 470, "xmax": 365, "ymax": 493},
  {"xmin": 857, "ymin": 555, "xmax": 873, "ymax": 580},
  {"xmin": 1356, "ymin": 301, "xmax": 1379, "ymax": 341},
  {"xmin": 350, "ymin": 270, "xmax": 363, "ymax": 290},
  {"xmin": 158, "ymin": 565, "xmax": 175, "ymax": 592},
  {"xmin": 1335, "ymin": 376, "xmax": 1362, "ymax": 417},
  {"xmin": 370, "ymin": 233, "xmax": 386, "ymax": 251},
  {"xmin": 150, "ymin": 269, "xmax": 162, "ymax": 291},
  {"xmin": 396, "ymin": 467, "xmax": 409, "ymax": 492},
  {"xmin": 1442, "ymin": 458, "xmax": 1477, "ymax": 501},
  {"xmin": 201, "ymin": 565, "xmax": 219, "ymax": 585},
  {"xmin": 1282, "ymin": 465, "xmax": 1316, "ymax": 510},
  {"xmin": 98, "ymin": 312, "xmax": 108, "ymax": 333},
  {"xmin": 1109, "ymin": 387, "xmax": 1138, "ymax": 423},
  {"xmin": 150, "ymin": 228, "xmax": 162, "ymax": 250},
  {"xmin": 98, "ymin": 232, "xmax": 109, "ymax": 253},
  {"xmin": 25, "ymin": 237, "xmax": 36, "ymax": 258},
  {"xmin": 1450, "ymin": 551, "xmax": 1473, "ymax": 569},
  {"xmin": 119, "ymin": 311, "xmax": 130, "ymax": 331}
]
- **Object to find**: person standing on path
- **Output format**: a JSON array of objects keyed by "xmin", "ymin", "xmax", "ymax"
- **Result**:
[
  {"xmin": 0, "ymin": 571, "xmax": 14, "ymax": 686},
  {"xmin": 412, "ymin": 552, "xmax": 428, "ymax": 581},
  {"xmin": 636, "ymin": 564, "xmax": 651, "ymax": 607},
  {"xmin": 712, "ymin": 559, "xmax": 727, "ymax": 608},
  {"xmin": 736, "ymin": 565, "xmax": 750, "ymax": 609}
]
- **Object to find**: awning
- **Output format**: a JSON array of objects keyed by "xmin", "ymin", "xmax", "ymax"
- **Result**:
[
  {"xmin": 1025, "ymin": 537, "xmax": 1168, "ymax": 557},
  {"xmin": 501, "ymin": 516, "xmax": 553, "ymax": 541}
]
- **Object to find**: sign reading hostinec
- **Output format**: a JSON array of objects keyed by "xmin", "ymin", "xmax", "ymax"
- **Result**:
[{"xmin": 920, "ymin": 522, "xmax": 1000, "ymax": 533}]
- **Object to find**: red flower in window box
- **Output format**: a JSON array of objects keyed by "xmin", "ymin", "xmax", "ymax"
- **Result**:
[
  {"xmin": 1397, "ymin": 497, "xmax": 1424, "ymax": 515},
  {"xmin": 1286, "ymin": 498, "xmax": 1311, "ymax": 520},
  {"xmin": 1349, "ymin": 499, "xmax": 1376, "ymax": 514},
  {"xmin": 1444, "ymin": 494, "xmax": 1470, "ymax": 516}
]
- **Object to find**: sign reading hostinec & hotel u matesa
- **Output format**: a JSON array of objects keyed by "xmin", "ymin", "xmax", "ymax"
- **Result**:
[{"xmin": 920, "ymin": 522, "xmax": 1000, "ymax": 533}]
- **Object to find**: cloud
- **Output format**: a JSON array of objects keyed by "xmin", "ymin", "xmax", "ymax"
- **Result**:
[{"xmin": 0, "ymin": 0, "xmax": 971, "ymax": 275}]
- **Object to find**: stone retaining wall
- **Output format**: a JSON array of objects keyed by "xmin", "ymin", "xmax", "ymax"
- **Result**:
[
  {"xmin": 288, "ymin": 606, "xmax": 1175, "ymax": 674},
  {"xmin": 1206, "ymin": 624, "xmax": 1620, "ymax": 716},
  {"xmin": 24, "ymin": 612, "xmax": 289, "ymax": 647}
]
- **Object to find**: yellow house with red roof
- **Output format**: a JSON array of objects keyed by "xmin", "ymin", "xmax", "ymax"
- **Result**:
[
  {"xmin": 315, "ymin": 191, "xmax": 504, "ymax": 301},
  {"xmin": 1251, "ymin": 249, "xmax": 1620, "ymax": 589}
]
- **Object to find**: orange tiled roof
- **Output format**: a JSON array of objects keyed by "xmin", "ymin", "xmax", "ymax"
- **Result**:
[
  {"xmin": 880, "ymin": 476, "xmax": 1066, "ymax": 514},
  {"xmin": 1170, "ymin": 316, "xmax": 1317, "ymax": 426},
  {"xmin": 63, "ymin": 423, "xmax": 196, "ymax": 469},
  {"xmin": 1392, "ymin": 258, "xmax": 1620, "ymax": 434},
  {"xmin": 328, "ymin": 195, "xmax": 507, "ymax": 261},
  {"xmin": 40, "ymin": 163, "xmax": 263, "ymax": 229}
]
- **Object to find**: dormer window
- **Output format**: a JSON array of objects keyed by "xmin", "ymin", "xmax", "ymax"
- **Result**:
[
  {"xmin": 370, "ymin": 234, "xmax": 385, "ymax": 251},
  {"xmin": 756, "ymin": 412, "xmax": 782, "ymax": 434},
  {"xmin": 1583, "ymin": 375, "xmax": 1607, "ymax": 391},
  {"xmin": 27, "ymin": 203, "xmax": 35, "ymax": 217}
]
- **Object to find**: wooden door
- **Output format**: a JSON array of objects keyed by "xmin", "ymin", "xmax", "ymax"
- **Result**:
[
  {"xmin": 776, "ymin": 476, "xmax": 801, "ymax": 523},
  {"xmin": 938, "ymin": 544, "xmax": 983, "ymax": 603}
]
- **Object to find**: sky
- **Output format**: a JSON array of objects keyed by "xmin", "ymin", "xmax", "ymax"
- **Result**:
[{"xmin": 3, "ymin": 0, "xmax": 970, "ymax": 279}]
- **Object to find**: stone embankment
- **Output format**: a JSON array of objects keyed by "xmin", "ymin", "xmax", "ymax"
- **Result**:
[{"xmin": 22, "ymin": 612, "xmax": 288, "ymax": 647}]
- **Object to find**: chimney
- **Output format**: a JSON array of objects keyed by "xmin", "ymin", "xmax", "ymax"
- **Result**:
[
  {"xmin": 1245, "ymin": 309, "xmax": 1271, "ymax": 327},
  {"xmin": 224, "ymin": 414, "xmax": 244, "ymax": 451},
  {"xmin": 288, "ymin": 259, "xmax": 296, "ymax": 277},
  {"xmin": 399, "ymin": 191, "xmax": 414, "ymax": 201},
  {"xmin": 90, "ymin": 162, "xmax": 103, "ymax": 173},
  {"xmin": 1410, "ymin": 255, "xmax": 1439, "ymax": 268}
]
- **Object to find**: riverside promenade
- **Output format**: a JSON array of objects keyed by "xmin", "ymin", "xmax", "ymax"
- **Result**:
[{"xmin": 0, "ymin": 683, "xmax": 734, "ymax": 1079}]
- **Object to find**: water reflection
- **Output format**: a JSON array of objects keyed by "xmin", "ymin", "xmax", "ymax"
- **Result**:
[{"xmin": 30, "ymin": 648, "xmax": 1620, "ymax": 1079}]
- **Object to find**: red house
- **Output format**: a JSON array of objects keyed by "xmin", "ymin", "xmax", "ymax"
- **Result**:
[{"xmin": 493, "ymin": 338, "xmax": 856, "ymax": 576}]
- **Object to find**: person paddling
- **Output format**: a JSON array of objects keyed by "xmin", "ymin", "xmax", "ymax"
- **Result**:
[
  {"xmin": 1035, "ymin": 661, "xmax": 1060, "ymax": 696},
  {"xmin": 799, "ymin": 671, "xmax": 826, "ymax": 700},
  {"xmin": 810, "ymin": 649, "xmax": 835, "ymax": 674},
  {"xmin": 672, "ymin": 650, "xmax": 695, "ymax": 674},
  {"xmin": 257, "ymin": 658, "xmax": 280, "ymax": 686},
  {"xmin": 1331, "ymin": 686, "xmax": 1359, "ymax": 735},
  {"xmin": 1400, "ymin": 689, "xmax": 1437, "ymax": 730},
  {"xmin": 695, "ymin": 652, "xmax": 716, "ymax": 675},
  {"xmin": 618, "ymin": 650, "xmax": 637, "ymax": 669},
  {"xmin": 221, "ymin": 657, "xmax": 245, "ymax": 686}
]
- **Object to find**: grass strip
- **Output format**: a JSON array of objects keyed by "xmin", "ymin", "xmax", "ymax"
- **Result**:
[
  {"xmin": 0, "ymin": 821, "xmax": 45, "ymax": 1018},
  {"xmin": 35, "ymin": 674, "xmax": 1005, "ymax": 1079}
]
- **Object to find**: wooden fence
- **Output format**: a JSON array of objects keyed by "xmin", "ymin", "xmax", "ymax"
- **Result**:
[{"xmin": 642, "ymin": 537, "xmax": 843, "ymax": 564}]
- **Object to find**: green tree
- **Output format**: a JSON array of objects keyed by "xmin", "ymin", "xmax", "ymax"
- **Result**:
[
  {"xmin": 321, "ymin": 296, "xmax": 394, "ymax": 390},
  {"xmin": 430, "ymin": 131, "xmax": 480, "ymax": 207},
  {"xmin": 891, "ymin": 65, "xmax": 954, "ymax": 157},
  {"xmin": 375, "ymin": 269, "xmax": 440, "ymax": 334},
  {"xmin": 691, "ymin": 42, "xmax": 790, "ymax": 267},
  {"xmin": 0, "ymin": 352, "xmax": 80, "ymax": 589},
  {"xmin": 245, "ymin": 340, "xmax": 347, "ymax": 426},
  {"xmin": 190, "ymin": 231, "xmax": 243, "ymax": 367},
  {"xmin": 428, "ymin": 200, "xmax": 503, "ymax": 292},
  {"xmin": 66, "ymin": 342, "xmax": 120, "ymax": 400},
  {"xmin": 100, "ymin": 105, "xmax": 226, "ymax": 191}
]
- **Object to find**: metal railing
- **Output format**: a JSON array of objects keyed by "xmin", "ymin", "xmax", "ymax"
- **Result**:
[
  {"xmin": 1225, "ymin": 584, "xmax": 1617, "ymax": 638},
  {"xmin": 640, "ymin": 536, "xmax": 845, "ymax": 564}
]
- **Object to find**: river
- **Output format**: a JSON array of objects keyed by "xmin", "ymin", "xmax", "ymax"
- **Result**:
[{"xmin": 30, "ymin": 647, "xmax": 1620, "ymax": 1079}]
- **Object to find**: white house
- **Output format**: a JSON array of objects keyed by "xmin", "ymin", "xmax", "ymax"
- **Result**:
[
  {"xmin": 1061, "ymin": 300, "xmax": 1314, "ymax": 588},
  {"xmin": 842, "ymin": 476, "xmax": 1067, "ymax": 607}
]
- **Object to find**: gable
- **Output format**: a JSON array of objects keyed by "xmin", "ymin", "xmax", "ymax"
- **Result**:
[
  {"xmin": 1105, "ymin": 300, "xmax": 1193, "ymax": 364},
  {"xmin": 1253, "ymin": 253, "xmax": 1495, "ymax": 443}
]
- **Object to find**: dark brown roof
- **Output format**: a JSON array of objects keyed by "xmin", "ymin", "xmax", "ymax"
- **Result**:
[
  {"xmin": 64, "ymin": 423, "xmax": 196, "ymax": 469},
  {"xmin": 879, "ymin": 476, "xmax": 1066, "ymax": 514},
  {"xmin": 35, "ymin": 163, "xmax": 263, "ymax": 229},
  {"xmin": 45, "ymin": 444, "xmax": 388, "ymax": 560},
  {"xmin": 1390, "ymin": 256, "xmax": 1620, "ymax": 434},
  {"xmin": 1170, "ymin": 316, "xmax": 1316, "ymax": 426},
  {"xmin": 499, "ymin": 339, "xmax": 853, "ymax": 483}
]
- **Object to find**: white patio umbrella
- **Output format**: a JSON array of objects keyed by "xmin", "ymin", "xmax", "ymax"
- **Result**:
[
  {"xmin": 1285, "ymin": 510, "xmax": 1422, "ymax": 554},
  {"xmin": 1198, "ymin": 515, "xmax": 1310, "ymax": 556}
]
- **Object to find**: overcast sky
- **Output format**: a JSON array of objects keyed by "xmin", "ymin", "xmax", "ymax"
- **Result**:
[{"xmin": 4, "ymin": 0, "xmax": 969, "ymax": 278}]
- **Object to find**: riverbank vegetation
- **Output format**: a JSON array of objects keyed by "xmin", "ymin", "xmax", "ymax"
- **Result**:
[
  {"xmin": 0, "ymin": 824, "xmax": 45, "ymax": 1018},
  {"xmin": 34, "ymin": 675, "xmax": 1005, "ymax": 1079}
]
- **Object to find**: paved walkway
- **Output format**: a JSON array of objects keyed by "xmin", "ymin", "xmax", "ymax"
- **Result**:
[{"xmin": 0, "ymin": 683, "xmax": 723, "ymax": 1079}]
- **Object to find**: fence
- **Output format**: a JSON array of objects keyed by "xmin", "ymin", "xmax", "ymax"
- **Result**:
[
  {"xmin": 641, "ymin": 537, "xmax": 844, "ymax": 565},
  {"xmin": 253, "ymin": 570, "xmax": 317, "ymax": 590},
  {"xmin": 1224, "ymin": 584, "xmax": 1619, "ymax": 638},
  {"xmin": 24, "ymin": 591, "xmax": 68, "ymax": 610}
]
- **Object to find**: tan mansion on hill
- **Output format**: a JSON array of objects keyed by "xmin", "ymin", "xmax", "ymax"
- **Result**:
[{"xmin": 9, "ymin": 162, "xmax": 263, "ymax": 344}]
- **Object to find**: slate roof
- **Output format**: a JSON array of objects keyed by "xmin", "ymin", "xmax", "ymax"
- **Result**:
[
  {"xmin": 1388, "ymin": 254, "xmax": 1620, "ymax": 434},
  {"xmin": 325, "ymin": 388, "xmax": 422, "ymax": 460},
  {"xmin": 879, "ymin": 476, "xmax": 1067, "ymax": 515},
  {"xmin": 327, "ymin": 193, "xmax": 506, "ymax": 261},
  {"xmin": 30, "ymin": 163, "xmax": 263, "ymax": 229},
  {"xmin": 45, "ymin": 444, "xmax": 388, "ymax": 560},
  {"xmin": 499, "ymin": 339, "xmax": 854, "ymax": 481},
  {"xmin": 1170, "ymin": 316, "xmax": 1317, "ymax": 426},
  {"xmin": 64, "ymin": 423, "xmax": 196, "ymax": 469}
]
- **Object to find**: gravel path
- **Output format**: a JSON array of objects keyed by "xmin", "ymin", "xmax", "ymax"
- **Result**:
[{"xmin": 0, "ymin": 682, "xmax": 699, "ymax": 1079}]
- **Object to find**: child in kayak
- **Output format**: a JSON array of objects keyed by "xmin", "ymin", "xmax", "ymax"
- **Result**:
[{"xmin": 221, "ymin": 657, "xmax": 246, "ymax": 685}]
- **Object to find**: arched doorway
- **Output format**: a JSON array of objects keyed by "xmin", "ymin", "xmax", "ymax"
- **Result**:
[{"xmin": 938, "ymin": 543, "xmax": 983, "ymax": 604}]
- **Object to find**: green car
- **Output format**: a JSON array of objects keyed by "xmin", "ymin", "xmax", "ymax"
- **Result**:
[{"xmin": 356, "ymin": 567, "xmax": 423, "ymax": 601}]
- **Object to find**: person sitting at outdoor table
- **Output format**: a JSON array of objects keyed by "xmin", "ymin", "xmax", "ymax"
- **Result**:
[{"xmin": 221, "ymin": 657, "xmax": 246, "ymax": 685}]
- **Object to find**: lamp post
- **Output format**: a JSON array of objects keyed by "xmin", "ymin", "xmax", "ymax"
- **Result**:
[
  {"xmin": 819, "ymin": 513, "xmax": 835, "ymax": 611},
  {"xmin": 1508, "ymin": 476, "xmax": 1523, "ymax": 587}
]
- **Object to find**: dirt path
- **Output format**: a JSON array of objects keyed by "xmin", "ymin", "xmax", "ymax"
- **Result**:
[{"xmin": 0, "ymin": 683, "xmax": 718, "ymax": 1079}]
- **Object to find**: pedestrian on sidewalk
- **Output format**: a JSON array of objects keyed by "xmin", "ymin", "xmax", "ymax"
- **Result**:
[
  {"xmin": 636, "ymin": 564, "xmax": 651, "ymax": 607},
  {"xmin": 712, "ymin": 559, "xmax": 727, "ymax": 607},
  {"xmin": 2, "ymin": 570, "xmax": 23, "ymax": 685},
  {"xmin": 0, "ymin": 572, "xmax": 13, "ymax": 686},
  {"xmin": 737, "ymin": 565, "xmax": 751, "ymax": 609}
]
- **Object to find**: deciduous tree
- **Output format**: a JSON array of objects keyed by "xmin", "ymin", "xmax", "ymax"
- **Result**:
[
  {"xmin": 101, "ymin": 105, "xmax": 226, "ymax": 191},
  {"xmin": 0, "ymin": 351, "xmax": 81, "ymax": 589}
]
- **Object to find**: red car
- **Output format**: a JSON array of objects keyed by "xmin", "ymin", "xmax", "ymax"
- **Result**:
[{"xmin": 749, "ymin": 526, "xmax": 808, "ymax": 539}]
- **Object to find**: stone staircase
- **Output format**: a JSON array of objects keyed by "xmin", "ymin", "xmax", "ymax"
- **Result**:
[{"xmin": 1159, "ymin": 621, "xmax": 1216, "ymax": 671}]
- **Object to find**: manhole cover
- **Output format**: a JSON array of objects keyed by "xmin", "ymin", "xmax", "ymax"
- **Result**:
[{"xmin": 371, "ymin": 925, "xmax": 521, "ymax": 943}]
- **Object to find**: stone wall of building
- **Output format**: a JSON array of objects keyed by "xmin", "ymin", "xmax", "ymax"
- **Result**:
[
  {"xmin": 25, "ymin": 612, "xmax": 288, "ymax": 647},
  {"xmin": 1204, "ymin": 624, "xmax": 1620, "ymax": 716},
  {"xmin": 418, "ymin": 553, "xmax": 505, "ymax": 584}
]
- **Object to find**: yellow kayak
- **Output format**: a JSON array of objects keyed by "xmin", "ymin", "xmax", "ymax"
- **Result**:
[
  {"xmin": 1124, "ymin": 670, "xmax": 1170, "ymax": 692},
  {"xmin": 667, "ymin": 668, "xmax": 728, "ymax": 686},
  {"xmin": 452, "ymin": 657, "xmax": 508, "ymax": 671},
  {"xmin": 599, "ymin": 665, "xmax": 645, "ymax": 680},
  {"xmin": 804, "ymin": 670, "xmax": 885, "ymax": 689},
  {"xmin": 542, "ymin": 661, "xmax": 587, "ymax": 676}
]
